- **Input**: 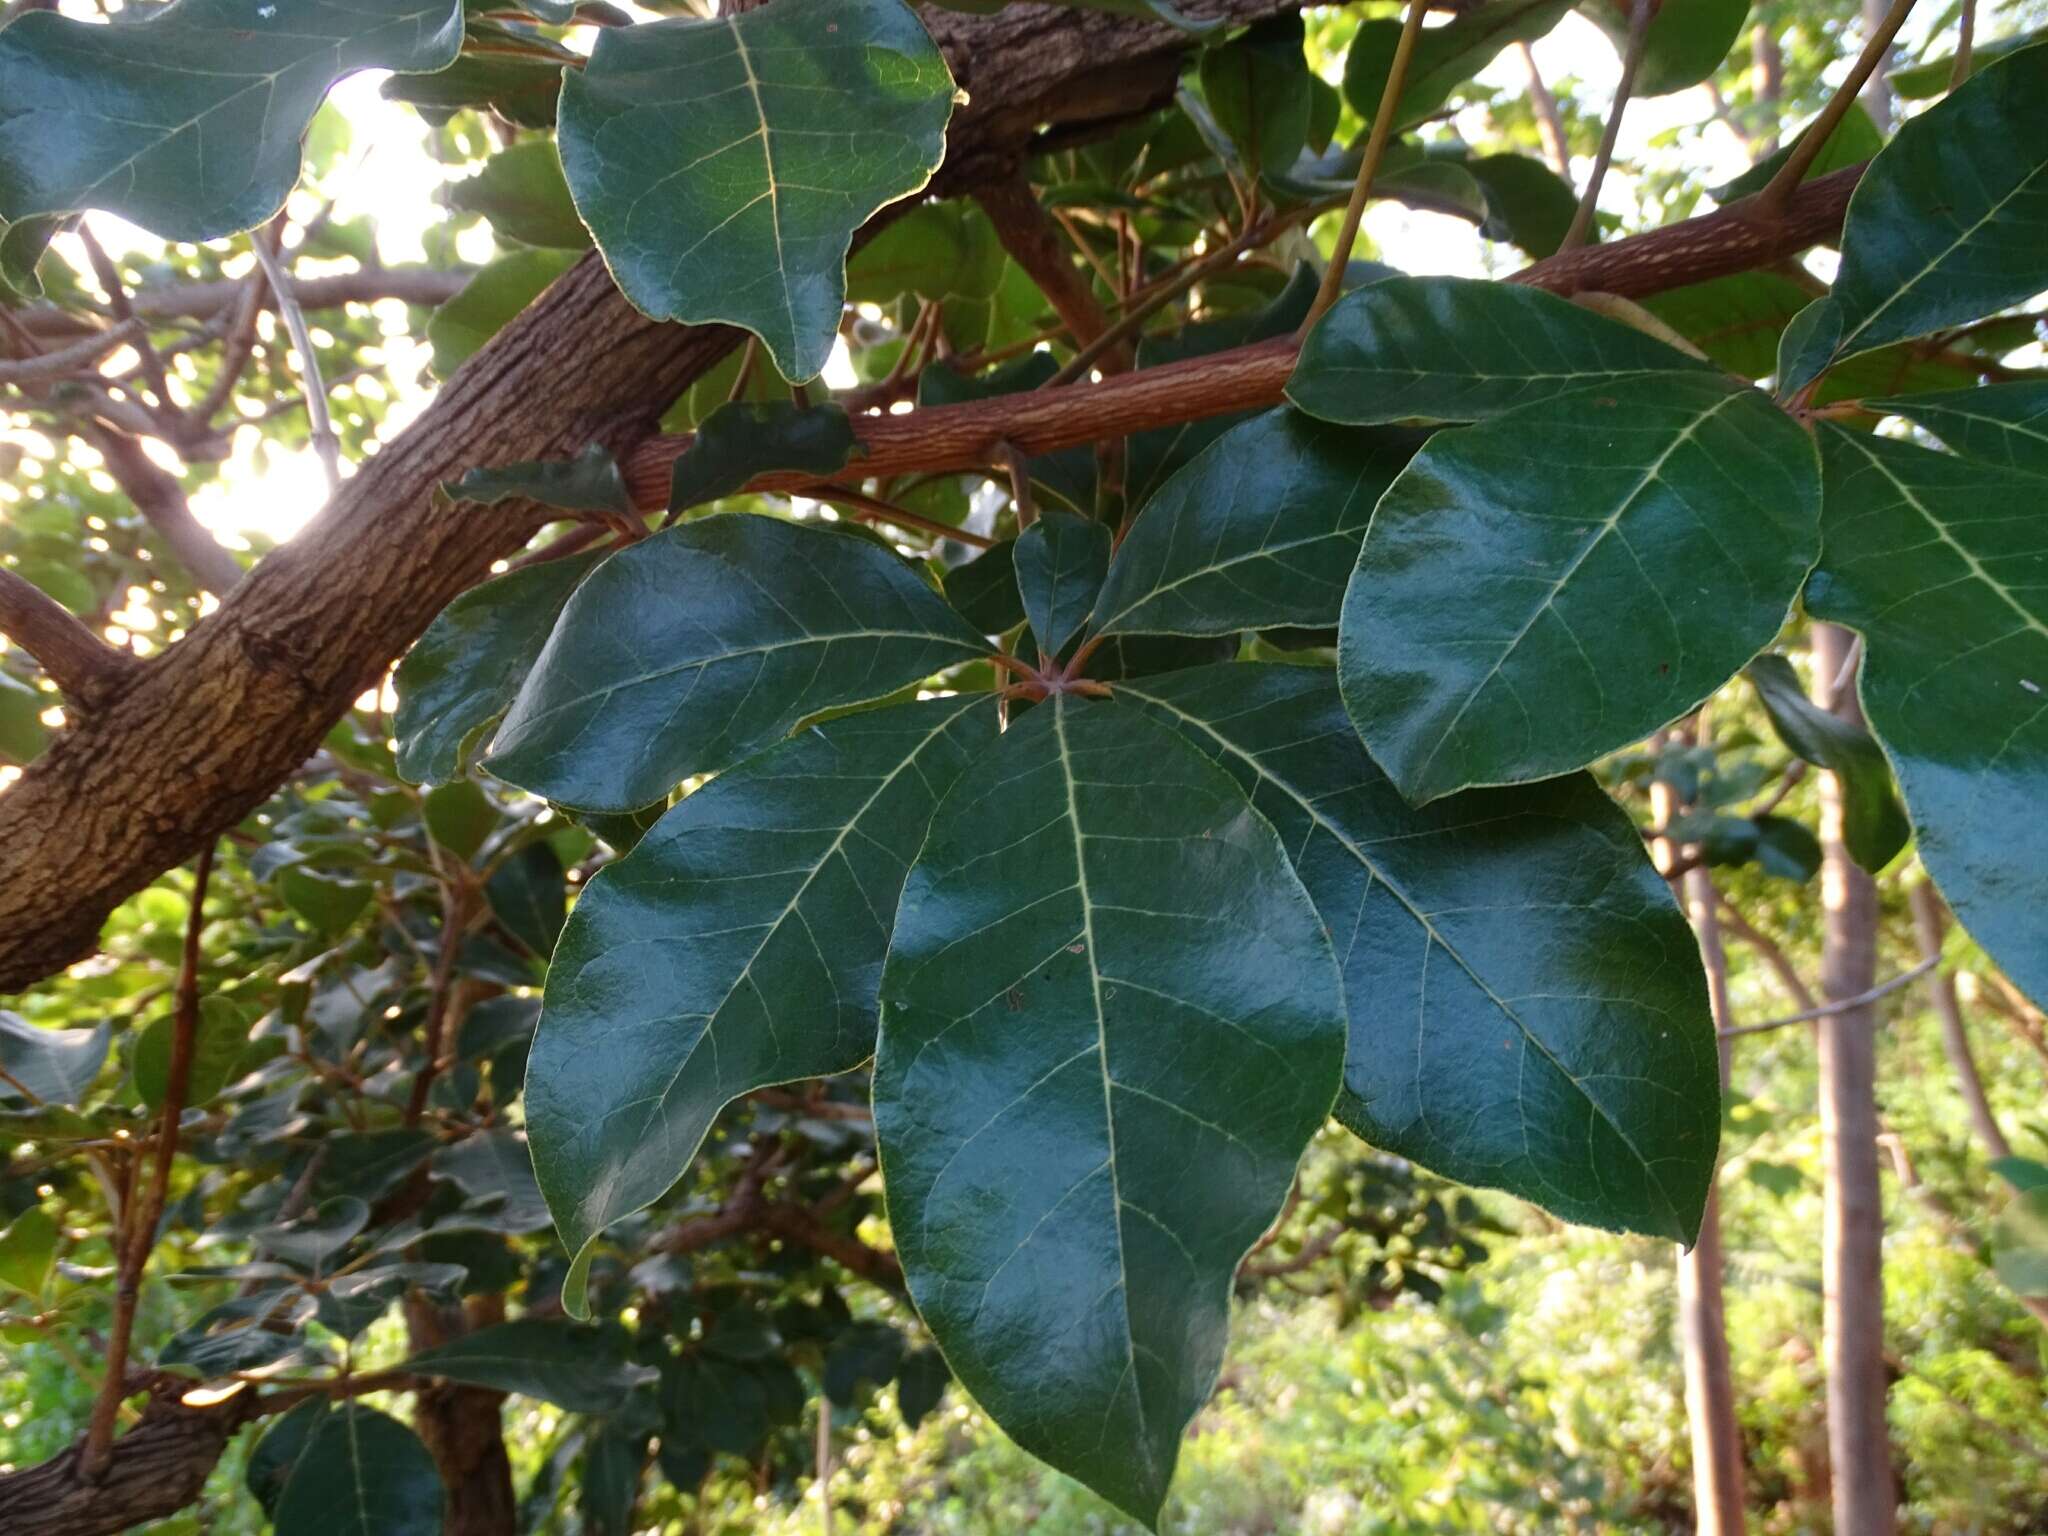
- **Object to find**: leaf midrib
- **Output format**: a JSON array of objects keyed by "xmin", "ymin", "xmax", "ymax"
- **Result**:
[{"xmin": 1119, "ymin": 682, "xmax": 1686, "ymax": 1234}]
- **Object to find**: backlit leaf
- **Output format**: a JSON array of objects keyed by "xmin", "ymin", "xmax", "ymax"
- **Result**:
[
  {"xmin": 1121, "ymin": 664, "xmax": 1718, "ymax": 1244},
  {"xmin": 1873, "ymin": 380, "xmax": 2048, "ymax": 475},
  {"xmin": 486, "ymin": 514, "xmax": 988, "ymax": 811},
  {"xmin": 1583, "ymin": 0, "xmax": 1749, "ymax": 96},
  {"xmin": 1746, "ymin": 653, "xmax": 1910, "ymax": 873},
  {"xmin": 1339, "ymin": 373, "xmax": 1819, "ymax": 803},
  {"xmin": 448, "ymin": 139, "xmax": 590, "ymax": 251},
  {"xmin": 875, "ymin": 696, "xmax": 1343, "ymax": 1523},
  {"xmin": 1343, "ymin": 0, "xmax": 1572, "ymax": 132},
  {"xmin": 558, "ymin": 0, "xmax": 956, "ymax": 381},
  {"xmin": 1807, "ymin": 426, "xmax": 2048, "ymax": 1003},
  {"xmin": 427, "ymin": 247, "xmax": 579, "ymax": 378},
  {"xmin": 0, "ymin": 0, "xmax": 464, "ymax": 242},
  {"xmin": 531, "ymin": 696, "xmax": 992, "ymax": 1314}
]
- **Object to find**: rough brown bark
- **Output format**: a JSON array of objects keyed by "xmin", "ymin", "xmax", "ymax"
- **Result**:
[
  {"xmin": 0, "ymin": 1393, "xmax": 254, "ymax": 1536},
  {"xmin": 0, "ymin": 0, "xmax": 1305, "ymax": 996},
  {"xmin": 406, "ymin": 1296, "xmax": 518, "ymax": 1536},
  {"xmin": 9, "ymin": 266, "xmax": 474, "ymax": 342},
  {"xmin": 1812, "ymin": 622, "xmax": 1898, "ymax": 1536}
]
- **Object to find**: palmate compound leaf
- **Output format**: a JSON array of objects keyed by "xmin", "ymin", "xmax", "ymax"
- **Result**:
[
  {"xmin": 1339, "ymin": 372, "xmax": 1821, "ymax": 805},
  {"xmin": 1119, "ymin": 664, "xmax": 1719, "ymax": 1244},
  {"xmin": 557, "ymin": 0, "xmax": 956, "ymax": 383},
  {"xmin": 0, "ymin": 0, "xmax": 464, "ymax": 243},
  {"xmin": 530, "ymin": 696, "xmax": 994, "ymax": 1316},
  {"xmin": 1808, "ymin": 427, "xmax": 2048, "ymax": 1005},
  {"xmin": 874, "ymin": 695, "xmax": 1344, "ymax": 1525},
  {"xmin": 1873, "ymin": 381, "xmax": 2048, "ymax": 476},
  {"xmin": 1286, "ymin": 276, "xmax": 1716, "ymax": 427},
  {"xmin": 393, "ymin": 551, "xmax": 607, "ymax": 785},
  {"xmin": 1091, "ymin": 408, "xmax": 1418, "ymax": 638},
  {"xmin": 1778, "ymin": 41, "xmax": 2048, "ymax": 395},
  {"xmin": 484, "ymin": 514, "xmax": 991, "ymax": 812}
]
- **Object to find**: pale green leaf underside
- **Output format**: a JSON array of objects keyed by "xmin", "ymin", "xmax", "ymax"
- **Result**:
[
  {"xmin": 530, "ymin": 696, "xmax": 992, "ymax": 1316},
  {"xmin": 1339, "ymin": 373, "xmax": 1820, "ymax": 804},
  {"xmin": 1808, "ymin": 427, "xmax": 2048, "ymax": 1004},
  {"xmin": 0, "ymin": 0, "xmax": 464, "ymax": 242},
  {"xmin": 875, "ymin": 696, "xmax": 1343, "ymax": 1524},
  {"xmin": 1778, "ymin": 42, "xmax": 2048, "ymax": 393},
  {"xmin": 1122, "ymin": 664, "xmax": 1717, "ymax": 1244},
  {"xmin": 484, "ymin": 513, "xmax": 989, "ymax": 812},
  {"xmin": 557, "ymin": 0, "xmax": 956, "ymax": 382}
]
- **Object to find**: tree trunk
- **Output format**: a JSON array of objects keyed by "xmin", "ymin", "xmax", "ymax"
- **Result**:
[
  {"xmin": 1907, "ymin": 883, "xmax": 2012, "ymax": 1162},
  {"xmin": 1677, "ymin": 866, "xmax": 1749, "ymax": 1535},
  {"xmin": 1813, "ymin": 621, "xmax": 1897, "ymax": 1536},
  {"xmin": 406, "ymin": 1296, "xmax": 518, "ymax": 1536},
  {"xmin": 0, "ymin": 1393, "xmax": 253, "ymax": 1536}
]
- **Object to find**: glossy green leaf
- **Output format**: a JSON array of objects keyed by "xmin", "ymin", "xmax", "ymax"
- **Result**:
[
  {"xmin": 1288, "ymin": 275, "xmax": 1713, "ymax": 426},
  {"xmin": 427, "ymin": 247, "xmax": 579, "ymax": 379},
  {"xmin": 0, "ymin": 0, "xmax": 463, "ymax": 242},
  {"xmin": 875, "ymin": 696, "xmax": 1343, "ymax": 1523},
  {"xmin": 271, "ymin": 1404, "xmax": 443, "ymax": 1536},
  {"xmin": 408, "ymin": 1319, "xmax": 657, "ymax": 1412},
  {"xmin": 424, "ymin": 779, "xmax": 498, "ymax": 861},
  {"xmin": 1121, "ymin": 664, "xmax": 1717, "ymax": 1244},
  {"xmin": 0, "ymin": 1207, "xmax": 57, "ymax": 1299},
  {"xmin": 487, "ymin": 843, "xmax": 567, "ymax": 958},
  {"xmin": 446, "ymin": 444, "xmax": 631, "ymax": 517},
  {"xmin": 432, "ymin": 1128, "xmax": 551, "ymax": 1234},
  {"xmin": 1200, "ymin": 15, "xmax": 1310, "ymax": 180},
  {"xmin": 247, "ymin": 1398, "xmax": 327, "ymax": 1519},
  {"xmin": 393, "ymin": 551, "xmax": 606, "ymax": 786},
  {"xmin": 132, "ymin": 998, "xmax": 253, "ymax": 1110},
  {"xmin": 1746, "ymin": 653, "xmax": 1910, "ymax": 873},
  {"xmin": 1343, "ymin": 0, "xmax": 1573, "ymax": 131},
  {"xmin": 486, "ymin": 514, "xmax": 989, "ymax": 812},
  {"xmin": 255, "ymin": 1197, "xmax": 368, "ymax": 1270},
  {"xmin": 558, "ymin": 0, "xmax": 955, "ymax": 382},
  {"xmin": 448, "ymin": 139, "xmax": 589, "ymax": 251},
  {"xmin": 1873, "ymin": 380, "xmax": 2048, "ymax": 475},
  {"xmin": 1014, "ymin": 511, "xmax": 1111, "ymax": 656},
  {"xmin": 1807, "ymin": 427, "xmax": 2048, "ymax": 1004},
  {"xmin": 383, "ymin": 55, "xmax": 563, "ymax": 131},
  {"xmin": 1340, "ymin": 374, "xmax": 1819, "ymax": 803},
  {"xmin": 941, "ymin": 540, "xmax": 1025, "ymax": 636},
  {"xmin": 1891, "ymin": 33, "xmax": 2040, "ymax": 99},
  {"xmin": 0, "ymin": 1014, "xmax": 108, "ymax": 1107},
  {"xmin": 1093, "ymin": 409, "xmax": 1414, "ymax": 639},
  {"xmin": 580, "ymin": 1423, "xmax": 649, "ymax": 1536},
  {"xmin": 1779, "ymin": 43, "xmax": 2048, "ymax": 394},
  {"xmin": 1584, "ymin": 0, "xmax": 1748, "ymax": 96},
  {"xmin": 668, "ymin": 401, "xmax": 859, "ymax": 514},
  {"xmin": 1711, "ymin": 104, "xmax": 1881, "ymax": 204},
  {"xmin": 531, "ymin": 696, "xmax": 992, "ymax": 1314},
  {"xmin": 1464, "ymin": 151, "xmax": 1578, "ymax": 257}
]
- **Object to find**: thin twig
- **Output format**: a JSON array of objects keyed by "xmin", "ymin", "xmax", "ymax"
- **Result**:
[
  {"xmin": 1519, "ymin": 41, "xmax": 1572, "ymax": 176},
  {"xmin": 248, "ymin": 233, "xmax": 343, "ymax": 492},
  {"xmin": 1720, "ymin": 957, "xmax": 1937, "ymax": 1039},
  {"xmin": 76, "ymin": 223, "xmax": 176, "ymax": 418},
  {"xmin": 1950, "ymin": 0, "xmax": 1976, "ymax": 89},
  {"xmin": 811, "ymin": 489, "xmax": 994, "ymax": 549},
  {"xmin": 1302, "ymin": 0, "xmax": 1429, "ymax": 329},
  {"xmin": 1754, "ymin": 0, "xmax": 1917, "ymax": 216},
  {"xmin": 1561, "ymin": 0, "xmax": 1653, "ymax": 251},
  {"xmin": 0, "ymin": 318, "xmax": 147, "ymax": 387},
  {"xmin": 996, "ymin": 440, "xmax": 1036, "ymax": 531},
  {"xmin": 80, "ymin": 842, "xmax": 214, "ymax": 1483},
  {"xmin": 0, "ymin": 567, "xmax": 143, "ymax": 710}
]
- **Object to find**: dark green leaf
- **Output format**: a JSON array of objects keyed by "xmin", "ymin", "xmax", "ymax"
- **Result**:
[
  {"xmin": 424, "ymin": 780, "xmax": 499, "ymax": 861},
  {"xmin": 875, "ymin": 696, "xmax": 1343, "ymax": 1523},
  {"xmin": 383, "ymin": 55, "xmax": 563, "ymax": 131},
  {"xmin": 427, "ymin": 247, "xmax": 579, "ymax": 379},
  {"xmin": 1288, "ymin": 275, "xmax": 1713, "ymax": 426},
  {"xmin": 1584, "ymin": 0, "xmax": 1749, "ymax": 96},
  {"xmin": 846, "ymin": 199, "xmax": 1006, "ymax": 305},
  {"xmin": 1779, "ymin": 43, "xmax": 2048, "ymax": 393},
  {"xmin": 485, "ymin": 514, "xmax": 989, "ymax": 812},
  {"xmin": 432, "ymin": 1128, "xmax": 551, "ymax": 1234},
  {"xmin": 1339, "ymin": 374, "xmax": 1819, "ymax": 803},
  {"xmin": 895, "ymin": 1346, "xmax": 949, "ymax": 1426},
  {"xmin": 272, "ymin": 1404, "xmax": 443, "ymax": 1536},
  {"xmin": 255, "ymin": 1196, "xmax": 368, "ymax": 1270},
  {"xmin": 132, "ymin": 997, "xmax": 254, "ymax": 1110},
  {"xmin": 394, "ymin": 551, "xmax": 606, "ymax": 786},
  {"xmin": 1873, "ymin": 380, "xmax": 2048, "ymax": 475},
  {"xmin": 1121, "ymin": 664, "xmax": 1717, "ymax": 1244},
  {"xmin": 316, "ymin": 1127, "xmax": 437, "ymax": 1201},
  {"xmin": 667, "ymin": 401, "xmax": 859, "ymax": 514},
  {"xmin": 1749, "ymin": 814, "xmax": 1823, "ymax": 882},
  {"xmin": 941, "ymin": 540, "xmax": 1025, "ymax": 635},
  {"xmin": 1343, "ymin": 0, "xmax": 1573, "ymax": 131},
  {"xmin": 247, "ymin": 1398, "xmax": 328, "ymax": 1520},
  {"xmin": 1711, "ymin": 103, "xmax": 1881, "ymax": 204},
  {"xmin": 1200, "ymin": 15, "xmax": 1311, "ymax": 180},
  {"xmin": 487, "ymin": 843, "xmax": 568, "ymax": 958},
  {"xmin": 1807, "ymin": 426, "xmax": 2048, "ymax": 1004},
  {"xmin": 408, "ymin": 1319, "xmax": 657, "ymax": 1412},
  {"xmin": 1746, "ymin": 652, "xmax": 1910, "ymax": 872},
  {"xmin": 1892, "ymin": 32, "xmax": 2040, "ymax": 99},
  {"xmin": 531, "ymin": 696, "xmax": 992, "ymax": 1314},
  {"xmin": 1464, "ymin": 151, "xmax": 1578, "ymax": 257},
  {"xmin": 580, "ymin": 1424, "xmax": 649, "ymax": 1536},
  {"xmin": 557, "ymin": 0, "xmax": 955, "ymax": 381},
  {"xmin": 0, "ymin": 0, "xmax": 463, "ymax": 241},
  {"xmin": 448, "ymin": 139, "xmax": 589, "ymax": 251},
  {"xmin": 0, "ymin": 1014, "xmax": 108, "ymax": 1107},
  {"xmin": 1014, "ymin": 511, "xmax": 1111, "ymax": 656},
  {"xmin": 446, "ymin": 445, "xmax": 630, "ymax": 516},
  {"xmin": 823, "ymin": 1321, "xmax": 903, "ymax": 1406},
  {"xmin": 1093, "ymin": 410, "xmax": 1415, "ymax": 639}
]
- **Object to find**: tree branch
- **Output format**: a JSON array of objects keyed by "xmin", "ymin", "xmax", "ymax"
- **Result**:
[
  {"xmin": 0, "ymin": 569, "xmax": 143, "ymax": 712},
  {"xmin": 9, "ymin": 266, "xmax": 475, "ymax": 343}
]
